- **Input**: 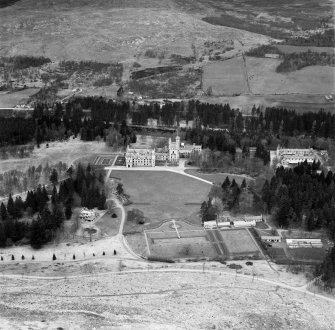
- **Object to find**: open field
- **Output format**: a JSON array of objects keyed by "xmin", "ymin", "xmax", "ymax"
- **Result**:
[
  {"xmin": 1, "ymin": 270, "xmax": 334, "ymax": 329},
  {"xmin": 0, "ymin": 88, "xmax": 39, "ymax": 107},
  {"xmin": 219, "ymin": 228, "xmax": 262, "ymax": 258},
  {"xmin": 246, "ymin": 57, "xmax": 335, "ymax": 95},
  {"xmin": 0, "ymin": 138, "xmax": 111, "ymax": 175},
  {"xmin": 0, "ymin": 0, "xmax": 270, "ymax": 63},
  {"xmin": 203, "ymin": 57, "xmax": 249, "ymax": 96},
  {"xmin": 94, "ymin": 208, "xmax": 121, "ymax": 237},
  {"xmin": 111, "ymin": 170, "xmax": 211, "ymax": 222}
]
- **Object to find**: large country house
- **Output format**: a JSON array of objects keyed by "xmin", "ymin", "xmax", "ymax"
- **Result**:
[{"xmin": 125, "ymin": 135, "xmax": 202, "ymax": 167}]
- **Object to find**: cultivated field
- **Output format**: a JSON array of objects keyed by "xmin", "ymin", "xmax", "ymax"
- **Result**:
[
  {"xmin": 203, "ymin": 57, "xmax": 249, "ymax": 96},
  {"xmin": 219, "ymin": 228, "xmax": 262, "ymax": 259},
  {"xmin": 111, "ymin": 170, "xmax": 211, "ymax": 222},
  {"xmin": 0, "ymin": 88, "xmax": 39, "ymax": 108},
  {"xmin": 246, "ymin": 57, "xmax": 335, "ymax": 95}
]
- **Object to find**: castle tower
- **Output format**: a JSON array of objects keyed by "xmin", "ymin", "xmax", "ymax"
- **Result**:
[{"xmin": 168, "ymin": 135, "xmax": 180, "ymax": 162}]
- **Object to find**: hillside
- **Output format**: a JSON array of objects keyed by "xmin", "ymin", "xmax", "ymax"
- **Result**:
[{"xmin": 0, "ymin": 0, "xmax": 270, "ymax": 63}]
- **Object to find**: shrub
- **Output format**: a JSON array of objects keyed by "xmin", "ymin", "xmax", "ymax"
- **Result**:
[{"xmin": 246, "ymin": 261, "xmax": 253, "ymax": 266}]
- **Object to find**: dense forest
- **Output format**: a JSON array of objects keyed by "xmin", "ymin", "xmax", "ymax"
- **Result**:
[
  {"xmin": 276, "ymin": 51, "xmax": 335, "ymax": 72},
  {"xmin": 261, "ymin": 162, "xmax": 335, "ymax": 238},
  {"xmin": 0, "ymin": 163, "xmax": 106, "ymax": 249},
  {"xmin": 284, "ymin": 29, "xmax": 335, "ymax": 47}
]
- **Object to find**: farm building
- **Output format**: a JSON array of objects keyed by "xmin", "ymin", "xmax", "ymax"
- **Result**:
[
  {"xmin": 286, "ymin": 238, "xmax": 323, "ymax": 248},
  {"xmin": 261, "ymin": 235, "xmax": 281, "ymax": 243}
]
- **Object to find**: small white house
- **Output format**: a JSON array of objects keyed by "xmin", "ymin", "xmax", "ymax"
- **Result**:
[{"xmin": 79, "ymin": 208, "xmax": 96, "ymax": 222}]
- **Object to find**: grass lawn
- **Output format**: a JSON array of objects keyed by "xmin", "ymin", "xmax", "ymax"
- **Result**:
[
  {"xmin": 111, "ymin": 170, "xmax": 211, "ymax": 223},
  {"xmin": 95, "ymin": 209, "xmax": 121, "ymax": 237},
  {"xmin": 145, "ymin": 220, "xmax": 218, "ymax": 260},
  {"xmin": 184, "ymin": 169, "xmax": 253, "ymax": 185},
  {"xmin": 219, "ymin": 228, "xmax": 262, "ymax": 258}
]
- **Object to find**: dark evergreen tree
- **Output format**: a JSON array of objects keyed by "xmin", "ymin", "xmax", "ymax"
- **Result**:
[
  {"xmin": 0, "ymin": 203, "xmax": 8, "ymax": 221},
  {"xmin": 6, "ymin": 194, "xmax": 15, "ymax": 218},
  {"xmin": 50, "ymin": 168, "xmax": 58, "ymax": 185}
]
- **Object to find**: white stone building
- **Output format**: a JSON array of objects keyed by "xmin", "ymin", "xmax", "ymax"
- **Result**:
[
  {"xmin": 270, "ymin": 145, "xmax": 327, "ymax": 168},
  {"xmin": 125, "ymin": 135, "xmax": 202, "ymax": 167}
]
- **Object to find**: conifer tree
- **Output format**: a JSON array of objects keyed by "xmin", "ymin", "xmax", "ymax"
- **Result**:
[
  {"xmin": 0, "ymin": 222, "xmax": 6, "ymax": 247},
  {"xmin": 65, "ymin": 201, "xmax": 72, "ymax": 220},
  {"xmin": 50, "ymin": 169, "xmax": 58, "ymax": 185},
  {"xmin": 0, "ymin": 203, "xmax": 8, "ymax": 221},
  {"xmin": 6, "ymin": 194, "xmax": 15, "ymax": 217}
]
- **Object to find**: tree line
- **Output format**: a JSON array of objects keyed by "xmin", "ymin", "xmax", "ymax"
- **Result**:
[
  {"xmin": 0, "ymin": 163, "xmax": 107, "ymax": 249},
  {"xmin": 284, "ymin": 29, "xmax": 335, "ymax": 47},
  {"xmin": 261, "ymin": 162, "xmax": 335, "ymax": 239},
  {"xmin": 0, "ymin": 55, "xmax": 51, "ymax": 70},
  {"xmin": 276, "ymin": 51, "xmax": 335, "ymax": 73},
  {"xmin": 201, "ymin": 176, "xmax": 256, "ymax": 222}
]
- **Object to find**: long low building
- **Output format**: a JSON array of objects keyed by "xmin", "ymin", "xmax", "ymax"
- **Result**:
[{"xmin": 286, "ymin": 238, "xmax": 323, "ymax": 248}]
